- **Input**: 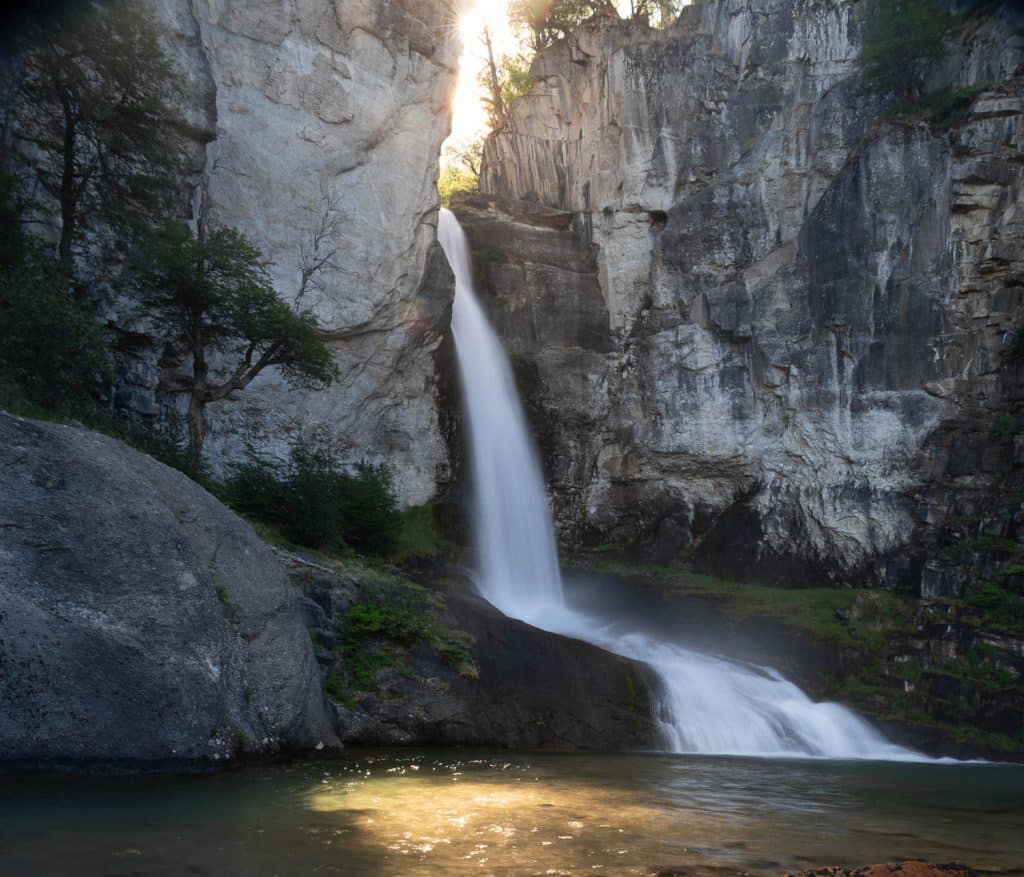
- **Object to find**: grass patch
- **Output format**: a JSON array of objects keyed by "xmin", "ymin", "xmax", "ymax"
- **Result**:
[{"xmin": 580, "ymin": 554, "xmax": 915, "ymax": 650}]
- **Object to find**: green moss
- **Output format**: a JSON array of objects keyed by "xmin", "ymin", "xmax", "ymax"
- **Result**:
[
  {"xmin": 215, "ymin": 583, "xmax": 242, "ymax": 621},
  {"xmin": 584, "ymin": 556, "xmax": 915, "ymax": 652},
  {"xmin": 474, "ymin": 248, "xmax": 506, "ymax": 265},
  {"xmin": 623, "ymin": 671, "xmax": 637, "ymax": 707},
  {"xmin": 392, "ymin": 503, "xmax": 451, "ymax": 563},
  {"xmin": 324, "ymin": 672, "xmax": 355, "ymax": 707},
  {"xmin": 991, "ymin": 412, "xmax": 1013, "ymax": 437}
]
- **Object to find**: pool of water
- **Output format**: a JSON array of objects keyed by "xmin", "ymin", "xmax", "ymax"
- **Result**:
[{"xmin": 1, "ymin": 752, "xmax": 1021, "ymax": 876}]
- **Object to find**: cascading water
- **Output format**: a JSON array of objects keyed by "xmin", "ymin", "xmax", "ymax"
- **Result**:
[{"xmin": 439, "ymin": 207, "xmax": 919, "ymax": 760}]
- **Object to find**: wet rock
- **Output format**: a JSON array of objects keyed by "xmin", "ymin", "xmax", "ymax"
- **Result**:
[
  {"xmin": 288, "ymin": 557, "xmax": 662, "ymax": 750},
  {"xmin": 784, "ymin": 863, "xmax": 976, "ymax": 877}
]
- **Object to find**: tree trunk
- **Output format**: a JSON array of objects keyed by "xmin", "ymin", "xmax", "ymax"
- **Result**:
[
  {"xmin": 483, "ymin": 27, "xmax": 505, "ymax": 128},
  {"xmin": 187, "ymin": 319, "xmax": 208, "ymax": 463},
  {"xmin": 58, "ymin": 91, "xmax": 76, "ymax": 286},
  {"xmin": 187, "ymin": 390, "xmax": 206, "ymax": 464}
]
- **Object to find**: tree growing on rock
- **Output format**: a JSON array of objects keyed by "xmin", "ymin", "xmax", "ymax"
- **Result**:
[
  {"xmin": 509, "ymin": 0, "xmax": 613, "ymax": 52},
  {"xmin": 141, "ymin": 222, "xmax": 337, "ymax": 461},
  {"xmin": 859, "ymin": 0, "xmax": 956, "ymax": 92},
  {"xmin": 7, "ymin": 0, "xmax": 185, "ymax": 285}
]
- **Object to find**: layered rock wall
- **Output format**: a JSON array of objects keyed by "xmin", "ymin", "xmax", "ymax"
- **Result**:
[{"xmin": 459, "ymin": 0, "xmax": 1024, "ymax": 586}]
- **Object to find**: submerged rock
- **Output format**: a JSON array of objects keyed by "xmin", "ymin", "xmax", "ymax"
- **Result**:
[
  {"xmin": 784, "ymin": 864, "xmax": 976, "ymax": 877},
  {"xmin": 0, "ymin": 414, "xmax": 338, "ymax": 768}
]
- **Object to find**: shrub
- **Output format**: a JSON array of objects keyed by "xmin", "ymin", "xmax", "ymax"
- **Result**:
[
  {"xmin": 0, "ymin": 252, "xmax": 113, "ymax": 411},
  {"xmin": 859, "ymin": 0, "xmax": 956, "ymax": 91},
  {"xmin": 225, "ymin": 440, "xmax": 401, "ymax": 556}
]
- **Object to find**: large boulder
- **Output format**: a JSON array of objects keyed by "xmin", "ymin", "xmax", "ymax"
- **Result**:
[{"xmin": 0, "ymin": 414, "xmax": 338, "ymax": 767}]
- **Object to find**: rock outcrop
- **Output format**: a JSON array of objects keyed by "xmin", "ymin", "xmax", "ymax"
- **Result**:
[
  {"xmin": 8, "ymin": 0, "xmax": 462, "ymax": 505},
  {"xmin": 284, "ymin": 552, "xmax": 663, "ymax": 750},
  {"xmin": 0, "ymin": 414, "xmax": 338, "ymax": 767},
  {"xmin": 456, "ymin": 0, "xmax": 1024, "ymax": 587}
]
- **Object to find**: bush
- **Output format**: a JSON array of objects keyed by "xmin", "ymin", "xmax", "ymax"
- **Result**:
[
  {"xmin": 0, "ymin": 252, "xmax": 113, "ymax": 411},
  {"xmin": 225, "ymin": 440, "xmax": 401, "ymax": 556},
  {"xmin": 859, "ymin": 0, "xmax": 956, "ymax": 91}
]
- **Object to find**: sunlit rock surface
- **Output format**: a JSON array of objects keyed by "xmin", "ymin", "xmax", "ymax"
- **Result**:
[
  {"xmin": 0, "ymin": 414, "xmax": 338, "ymax": 765},
  {"xmin": 101, "ymin": 0, "xmax": 461, "ymax": 504},
  {"xmin": 458, "ymin": 0, "xmax": 1024, "ymax": 585}
]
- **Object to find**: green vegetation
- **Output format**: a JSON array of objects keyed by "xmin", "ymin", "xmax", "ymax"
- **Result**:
[
  {"xmin": 226, "ymin": 440, "xmax": 400, "ymax": 557},
  {"xmin": 215, "ymin": 583, "xmax": 242, "ymax": 621},
  {"xmin": 438, "ymin": 162, "xmax": 479, "ymax": 207},
  {"xmin": 438, "ymin": 138, "xmax": 482, "ymax": 207},
  {"xmin": 510, "ymin": 0, "xmax": 682, "ymax": 53},
  {"xmin": 7, "ymin": 0, "xmax": 185, "ymax": 283},
  {"xmin": 961, "ymin": 583, "xmax": 1024, "ymax": 634},
  {"xmin": 0, "ymin": 246, "xmax": 113, "ymax": 412},
  {"xmin": 2, "ymin": 2, "xmax": 339, "ymax": 473},
  {"xmin": 887, "ymin": 84, "xmax": 987, "ymax": 131},
  {"xmin": 392, "ymin": 503, "xmax": 454, "ymax": 564},
  {"xmin": 331, "ymin": 577, "xmax": 475, "ymax": 697},
  {"xmin": 140, "ymin": 222, "xmax": 337, "ymax": 461},
  {"xmin": 859, "ymin": 0, "xmax": 957, "ymax": 92},
  {"xmin": 991, "ymin": 412, "xmax": 1013, "ymax": 437}
]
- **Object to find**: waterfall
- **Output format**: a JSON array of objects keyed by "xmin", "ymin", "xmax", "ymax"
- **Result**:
[{"xmin": 439, "ymin": 208, "xmax": 919, "ymax": 760}]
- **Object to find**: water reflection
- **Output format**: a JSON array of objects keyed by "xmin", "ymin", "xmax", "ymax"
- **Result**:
[{"xmin": 1, "ymin": 752, "xmax": 1022, "ymax": 877}]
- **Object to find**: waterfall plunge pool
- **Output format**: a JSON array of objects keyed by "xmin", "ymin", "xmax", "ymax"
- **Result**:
[{"xmin": 2, "ymin": 751, "xmax": 1021, "ymax": 875}]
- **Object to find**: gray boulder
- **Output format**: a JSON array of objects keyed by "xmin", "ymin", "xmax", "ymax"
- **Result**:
[{"xmin": 0, "ymin": 414, "xmax": 338, "ymax": 767}]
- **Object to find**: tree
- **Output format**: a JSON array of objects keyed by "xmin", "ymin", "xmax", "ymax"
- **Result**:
[
  {"xmin": 509, "ymin": 0, "xmax": 615, "ymax": 53},
  {"xmin": 625, "ymin": 0, "xmax": 683, "ymax": 27},
  {"xmin": 480, "ymin": 27, "xmax": 507, "ymax": 130},
  {"xmin": 8, "ymin": 0, "xmax": 184, "ymax": 285},
  {"xmin": 141, "ymin": 222, "xmax": 338, "ymax": 460},
  {"xmin": 438, "ymin": 138, "xmax": 484, "ymax": 207},
  {"xmin": 859, "ymin": 0, "xmax": 956, "ymax": 92}
]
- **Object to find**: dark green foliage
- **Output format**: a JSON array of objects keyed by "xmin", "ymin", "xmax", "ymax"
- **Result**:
[
  {"xmin": 139, "ymin": 221, "xmax": 337, "ymax": 458},
  {"xmin": 335, "ymin": 585, "xmax": 475, "ymax": 692},
  {"xmin": 226, "ymin": 441, "xmax": 400, "ymax": 556},
  {"xmin": 890, "ymin": 84, "xmax": 986, "ymax": 130},
  {"xmin": 0, "ymin": 247, "xmax": 113, "ymax": 411},
  {"xmin": 859, "ymin": 0, "xmax": 956, "ymax": 91},
  {"xmin": 990, "ymin": 413, "xmax": 1013, "ymax": 438},
  {"xmin": 962, "ymin": 583, "xmax": 1024, "ymax": 633},
  {"xmin": 6, "ymin": 0, "xmax": 185, "ymax": 280}
]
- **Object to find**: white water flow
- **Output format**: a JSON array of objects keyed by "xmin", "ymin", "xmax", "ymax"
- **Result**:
[{"xmin": 440, "ymin": 208, "xmax": 920, "ymax": 760}]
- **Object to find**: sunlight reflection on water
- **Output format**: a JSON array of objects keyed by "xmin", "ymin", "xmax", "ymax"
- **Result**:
[{"xmin": 1, "ymin": 752, "xmax": 1022, "ymax": 877}]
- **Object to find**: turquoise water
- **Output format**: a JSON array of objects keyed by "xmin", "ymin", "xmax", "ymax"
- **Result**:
[
  {"xmin": 0, "ymin": 749, "xmax": 1019, "ymax": 872},
  {"xmin": 1, "ymin": 752, "xmax": 1021, "ymax": 876}
]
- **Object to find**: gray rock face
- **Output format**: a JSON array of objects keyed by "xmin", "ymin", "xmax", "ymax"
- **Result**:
[
  {"xmin": 459, "ymin": 0, "xmax": 1024, "ymax": 585},
  {"xmin": 0, "ymin": 414, "xmax": 338, "ymax": 766},
  {"xmin": 10, "ymin": 0, "xmax": 461, "ymax": 505},
  {"xmin": 287, "ymin": 557, "xmax": 663, "ymax": 751}
]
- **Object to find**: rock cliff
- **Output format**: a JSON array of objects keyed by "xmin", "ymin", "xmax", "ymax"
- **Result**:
[
  {"xmin": 11, "ymin": 0, "xmax": 462, "ymax": 505},
  {"xmin": 0, "ymin": 413, "xmax": 338, "ymax": 767},
  {"xmin": 457, "ymin": 0, "xmax": 1024, "ymax": 588}
]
